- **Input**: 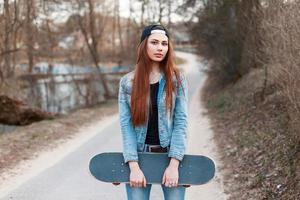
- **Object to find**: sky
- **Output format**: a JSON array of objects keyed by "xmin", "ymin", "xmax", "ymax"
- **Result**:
[{"xmin": 119, "ymin": 0, "xmax": 130, "ymax": 18}]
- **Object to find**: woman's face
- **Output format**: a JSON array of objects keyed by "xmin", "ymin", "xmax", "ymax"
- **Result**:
[{"xmin": 146, "ymin": 33, "xmax": 169, "ymax": 62}]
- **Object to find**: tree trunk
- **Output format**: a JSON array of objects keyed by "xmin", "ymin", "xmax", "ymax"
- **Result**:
[
  {"xmin": 140, "ymin": 0, "xmax": 146, "ymax": 27},
  {"xmin": 117, "ymin": 0, "xmax": 124, "ymax": 55},
  {"xmin": 167, "ymin": 0, "xmax": 171, "ymax": 29},
  {"xmin": 78, "ymin": 0, "xmax": 111, "ymax": 98},
  {"xmin": 0, "ymin": 95, "xmax": 55, "ymax": 125},
  {"xmin": 3, "ymin": 0, "xmax": 11, "ymax": 81},
  {"xmin": 112, "ymin": 0, "xmax": 116, "ymax": 59},
  {"xmin": 158, "ymin": 0, "xmax": 163, "ymax": 24},
  {"xmin": 25, "ymin": 0, "xmax": 34, "ymax": 73}
]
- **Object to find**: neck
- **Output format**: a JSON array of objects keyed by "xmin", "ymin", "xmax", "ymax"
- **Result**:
[
  {"xmin": 149, "ymin": 62, "xmax": 161, "ymax": 84},
  {"xmin": 151, "ymin": 62, "xmax": 160, "ymax": 73}
]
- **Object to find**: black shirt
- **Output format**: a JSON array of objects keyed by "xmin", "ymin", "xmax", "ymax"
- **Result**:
[{"xmin": 145, "ymin": 81, "xmax": 160, "ymax": 145}]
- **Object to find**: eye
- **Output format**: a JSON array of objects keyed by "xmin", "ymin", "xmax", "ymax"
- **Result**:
[
  {"xmin": 151, "ymin": 41, "xmax": 158, "ymax": 45},
  {"xmin": 162, "ymin": 42, "xmax": 168, "ymax": 46}
]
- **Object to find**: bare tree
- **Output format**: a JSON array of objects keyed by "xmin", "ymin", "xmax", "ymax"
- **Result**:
[
  {"xmin": 157, "ymin": 0, "xmax": 165, "ymax": 24},
  {"xmin": 3, "ymin": 0, "xmax": 11, "ymax": 80},
  {"xmin": 112, "ymin": 0, "xmax": 116, "ymax": 58},
  {"xmin": 24, "ymin": 0, "xmax": 35, "ymax": 73},
  {"xmin": 75, "ymin": 0, "xmax": 111, "ymax": 98},
  {"xmin": 116, "ymin": 0, "xmax": 124, "ymax": 55},
  {"xmin": 0, "ymin": 0, "xmax": 22, "ymax": 82},
  {"xmin": 167, "ymin": 0, "xmax": 172, "ymax": 28},
  {"xmin": 138, "ymin": 0, "xmax": 148, "ymax": 27}
]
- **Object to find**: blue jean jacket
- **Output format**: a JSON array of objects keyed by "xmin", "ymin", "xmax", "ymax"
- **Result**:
[{"xmin": 118, "ymin": 71, "xmax": 188, "ymax": 163}]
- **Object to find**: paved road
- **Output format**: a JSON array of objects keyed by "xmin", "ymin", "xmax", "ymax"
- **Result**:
[{"xmin": 0, "ymin": 52, "xmax": 227, "ymax": 200}]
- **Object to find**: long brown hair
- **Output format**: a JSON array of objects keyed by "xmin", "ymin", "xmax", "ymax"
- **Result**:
[{"xmin": 131, "ymin": 37, "xmax": 181, "ymax": 127}]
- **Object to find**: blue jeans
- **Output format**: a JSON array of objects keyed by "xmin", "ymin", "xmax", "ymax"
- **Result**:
[
  {"xmin": 125, "ymin": 144, "xmax": 186, "ymax": 200},
  {"xmin": 125, "ymin": 184, "xmax": 186, "ymax": 200}
]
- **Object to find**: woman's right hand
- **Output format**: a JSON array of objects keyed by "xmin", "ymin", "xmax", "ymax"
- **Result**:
[{"xmin": 128, "ymin": 161, "xmax": 147, "ymax": 187}]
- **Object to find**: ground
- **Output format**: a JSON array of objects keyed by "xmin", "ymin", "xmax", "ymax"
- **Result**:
[
  {"xmin": 202, "ymin": 68, "xmax": 300, "ymax": 200},
  {"xmin": 0, "ymin": 99, "xmax": 118, "ymax": 183}
]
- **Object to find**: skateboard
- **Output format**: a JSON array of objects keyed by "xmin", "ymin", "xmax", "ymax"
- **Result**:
[{"xmin": 89, "ymin": 152, "xmax": 215, "ymax": 185}]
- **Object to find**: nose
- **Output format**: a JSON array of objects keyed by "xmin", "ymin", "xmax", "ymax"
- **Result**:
[{"xmin": 157, "ymin": 43, "xmax": 163, "ymax": 51}]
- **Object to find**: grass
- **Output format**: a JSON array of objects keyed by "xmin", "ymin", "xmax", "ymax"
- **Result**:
[
  {"xmin": 202, "ymin": 68, "xmax": 300, "ymax": 200},
  {"xmin": 207, "ymin": 91, "xmax": 233, "ymax": 113}
]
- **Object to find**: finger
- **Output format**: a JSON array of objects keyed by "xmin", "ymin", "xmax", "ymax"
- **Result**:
[
  {"xmin": 138, "ymin": 181, "xmax": 142, "ymax": 188},
  {"xmin": 171, "ymin": 181, "xmax": 176, "ymax": 186},
  {"xmin": 143, "ymin": 177, "xmax": 147, "ymax": 187},
  {"xmin": 162, "ymin": 173, "xmax": 166, "ymax": 184},
  {"xmin": 165, "ymin": 181, "xmax": 170, "ymax": 187},
  {"xmin": 164, "ymin": 182, "xmax": 168, "ymax": 187},
  {"xmin": 135, "ymin": 181, "xmax": 140, "ymax": 188},
  {"xmin": 131, "ymin": 182, "xmax": 136, "ymax": 187},
  {"xmin": 175, "ymin": 181, "xmax": 178, "ymax": 187},
  {"xmin": 132, "ymin": 181, "xmax": 137, "ymax": 188}
]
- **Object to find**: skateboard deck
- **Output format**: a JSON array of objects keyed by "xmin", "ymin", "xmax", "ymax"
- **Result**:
[{"xmin": 89, "ymin": 152, "xmax": 215, "ymax": 185}]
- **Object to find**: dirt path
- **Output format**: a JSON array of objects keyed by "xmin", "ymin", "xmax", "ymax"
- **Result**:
[
  {"xmin": 176, "ymin": 51, "xmax": 228, "ymax": 199},
  {"xmin": 185, "ymin": 78, "xmax": 227, "ymax": 199}
]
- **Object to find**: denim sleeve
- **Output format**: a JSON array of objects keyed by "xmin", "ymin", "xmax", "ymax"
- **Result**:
[
  {"xmin": 168, "ymin": 73, "xmax": 188, "ymax": 161},
  {"xmin": 118, "ymin": 77, "xmax": 139, "ymax": 163}
]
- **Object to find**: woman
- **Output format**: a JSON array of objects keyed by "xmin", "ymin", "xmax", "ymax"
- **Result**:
[{"xmin": 118, "ymin": 24, "xmax": 188, "ymax": 200}]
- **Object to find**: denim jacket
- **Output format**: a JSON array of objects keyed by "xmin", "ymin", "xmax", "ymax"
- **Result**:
[{"xmin": 118, "ymin": 70, "xmax": 188, "ymax": 163}]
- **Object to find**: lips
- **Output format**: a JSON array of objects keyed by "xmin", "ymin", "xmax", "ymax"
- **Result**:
[{"xmin": 154, "ymin": 53, "xmax": 163, "ymax": 57}]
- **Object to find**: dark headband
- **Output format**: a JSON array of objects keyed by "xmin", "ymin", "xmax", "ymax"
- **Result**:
[{"xmin": 140, "ymin": 24, "xmax": 169, "ymax": 43}]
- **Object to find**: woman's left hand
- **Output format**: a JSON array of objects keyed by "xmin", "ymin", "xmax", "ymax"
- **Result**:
[{"xmin": 162, "ymin": 158, "xmax": 179, "ymax": 187}]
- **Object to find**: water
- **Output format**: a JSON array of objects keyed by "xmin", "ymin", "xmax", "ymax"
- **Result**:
[
  {"xmin": 24, "ymin": 62, "xmax": 129, "ymax": 114},
  {"xmin": 0, "ymin": 63, "xmax": 128, "ymax": 134}
]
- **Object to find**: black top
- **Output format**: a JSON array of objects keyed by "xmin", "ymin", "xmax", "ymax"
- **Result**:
[{"xmin": 145, "ymin": 81, "xmax": 160, "ymax": 145}]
